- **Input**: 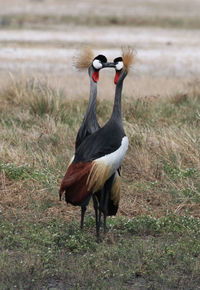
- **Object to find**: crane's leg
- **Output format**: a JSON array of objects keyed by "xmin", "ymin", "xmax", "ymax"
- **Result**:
[
  {"xmin": 80, "ymin": 205, "xmax": 86, "ymax": 230},
  {"xmin": 103, "ymin": 189, "xmax": 109, "ymax": 234},
  {"xmin": 98, "ymin": 188, "xmax": 105, "ymax": 228},
  {"xmin": 93, "ymin": 188, "xmax": 105, "ymax": 241},
  {"xmin": 93, "ymin": 194, "xmax": 100, "ymax": 239}
]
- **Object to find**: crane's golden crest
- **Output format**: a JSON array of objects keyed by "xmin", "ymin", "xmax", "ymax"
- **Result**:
[
  {"xmin": 122, "ymin": 47, "xmax": 135, "ymax": 71},
  {"xmin": 74, "ymin": 47, "xmax": 94, "ymax": 69}
]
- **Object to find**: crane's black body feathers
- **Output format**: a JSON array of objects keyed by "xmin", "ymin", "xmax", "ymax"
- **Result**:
[
  {"xmin": 75, "ymin": 121, "xmax": 100, "ymax": 150},
  {"xmin": 74, "ymin": 121, "xmax": 125, "ymax": 164}
]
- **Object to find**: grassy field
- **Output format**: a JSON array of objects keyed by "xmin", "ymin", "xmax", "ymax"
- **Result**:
[{"xmin": 0, "ymin": 76, "xmax": 200, "ymax": 289}]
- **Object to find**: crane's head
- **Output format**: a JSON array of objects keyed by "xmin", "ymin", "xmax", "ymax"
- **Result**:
[
  {"xmin": 91, "ymin": 54, "xmax": 115, "ymax": 82},
  {"xmin": 113, "ymin": 56, "xmax": 124, "ymax": 84},
  {"xmin": 74, "ymin": 47, "xmax": 115, "ymax": 83},
  {"xmin": 114, "ymin": 48, "xmax": 134, "ymax": 84}
]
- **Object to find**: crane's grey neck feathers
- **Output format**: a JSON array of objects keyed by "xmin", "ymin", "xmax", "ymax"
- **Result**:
[
  {"xmin": 83, "ymin": 78, "xmax": 98, "ymax": 128},
  {"xmin": 75, "ymin": 74, "xmax": 99, "ymax": 149},
  {"xmin": 111, "ymin": 81, "xmax": 123, "ymax": 122},
  {"xmin": 111, "ymin": 71, "xmax": 127, "ymax": 123}
]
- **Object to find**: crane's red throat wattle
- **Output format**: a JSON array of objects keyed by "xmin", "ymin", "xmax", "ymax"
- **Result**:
[
  {"xmin": 92, "ymin": 71, "xmax": 99, "ymax": 82},
  {"xmin": 114, "ymin": 71, "xmax": 120, "ymax": 84}
]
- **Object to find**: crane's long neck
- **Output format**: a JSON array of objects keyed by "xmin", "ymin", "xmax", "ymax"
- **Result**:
[
  {"xmin": 83, "ymin": 78, "xmax": 98, "ymax": 127},
  {"xmin": 110, "ymin": 76, "xmax": 124, "ymax": 123},
  {"xmin": 75, "ymin": 78, "xmax": 99, "ymax": 150}
]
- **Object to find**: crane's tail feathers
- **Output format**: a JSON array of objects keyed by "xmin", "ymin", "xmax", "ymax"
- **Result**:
[
  {"xmin": 73, "ymin": 46, "xmax": 94, "ymax": 70},
  {"xmin": 106, "ymin": 171, "xmax": 121, "ymax": 216},
  {"xmin": 122, "ymin": 47, "xmax": 136, "ymax": 71},
  {"xmin": 111, "ymin": 172, "xmax": 121, "ymax": 206}
]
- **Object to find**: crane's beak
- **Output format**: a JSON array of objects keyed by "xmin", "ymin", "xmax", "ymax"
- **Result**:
[{"xmin": 103, "ymin": 62, "xmax": 115, "ymax": 68}]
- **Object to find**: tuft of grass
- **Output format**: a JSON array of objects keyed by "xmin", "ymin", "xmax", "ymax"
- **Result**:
[{"xmin": 0, "ymin": 161, "xmax": 58, "ymax": 186}]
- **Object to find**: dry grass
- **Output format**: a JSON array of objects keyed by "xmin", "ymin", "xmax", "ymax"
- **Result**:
[{"xmin": 0, "ymin": 76, "xmax": 200, "ymax": 223}]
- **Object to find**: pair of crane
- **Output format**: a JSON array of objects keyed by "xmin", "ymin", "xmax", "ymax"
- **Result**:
[{"xmin": 59, "ymin": 48, "xmax": 133, "ymax": 240}]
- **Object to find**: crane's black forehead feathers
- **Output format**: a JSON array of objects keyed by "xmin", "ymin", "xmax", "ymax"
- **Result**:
[
  {"xmin": 114, "ymin": 57, "xmax": 123, "ymax": 63},
  {"xmin": 94, "ymin": 54, "xmax": 107, "ymax": 63}
]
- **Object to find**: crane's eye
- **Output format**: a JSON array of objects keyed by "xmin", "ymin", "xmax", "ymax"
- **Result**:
[
  {"xmin": 92, "ymin": 59, "xmax": 103, "ymax": 70},
  {"xmin": 115, "ymin": 61, "xmax": 123, "ymax": 71}
]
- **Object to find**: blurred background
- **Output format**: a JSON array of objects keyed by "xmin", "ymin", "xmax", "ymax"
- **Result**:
[{"xmin": 0, "ymin": 0, "xmax": 200, "ymax": 98}]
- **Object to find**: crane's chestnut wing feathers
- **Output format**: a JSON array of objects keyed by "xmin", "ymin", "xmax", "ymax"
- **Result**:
[{"xmin": 59, "ymin": 161, "xmax": 93, "ymax": 205}]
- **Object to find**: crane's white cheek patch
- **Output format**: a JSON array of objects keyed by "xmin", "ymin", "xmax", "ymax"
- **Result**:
[
  {"xmin": 87, "ymin": 136, "xmax": 128, "ymax": 192},
  {"xmin": 116, "ymin": 61, "xmax": 123, "ymax": 71},
  {"xmin": 93, "ymin": 59, "xmax": 102, "ymax": 70}
]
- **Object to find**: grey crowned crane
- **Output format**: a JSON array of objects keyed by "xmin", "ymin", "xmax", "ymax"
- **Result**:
[
  {"xmin": 59, "ymin": 48, "xmax": 115, "ymax": 230},
  {"xmin": 59, "ymin": 49, "xmax": 134, "ymax": 239},
  {"xmin": 95, "ymin": 49, "xmax": 134, "ymax": 235},
  {"xmin": 74, "ymin": 48, "xmax": 114, "ymax": 150}
]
